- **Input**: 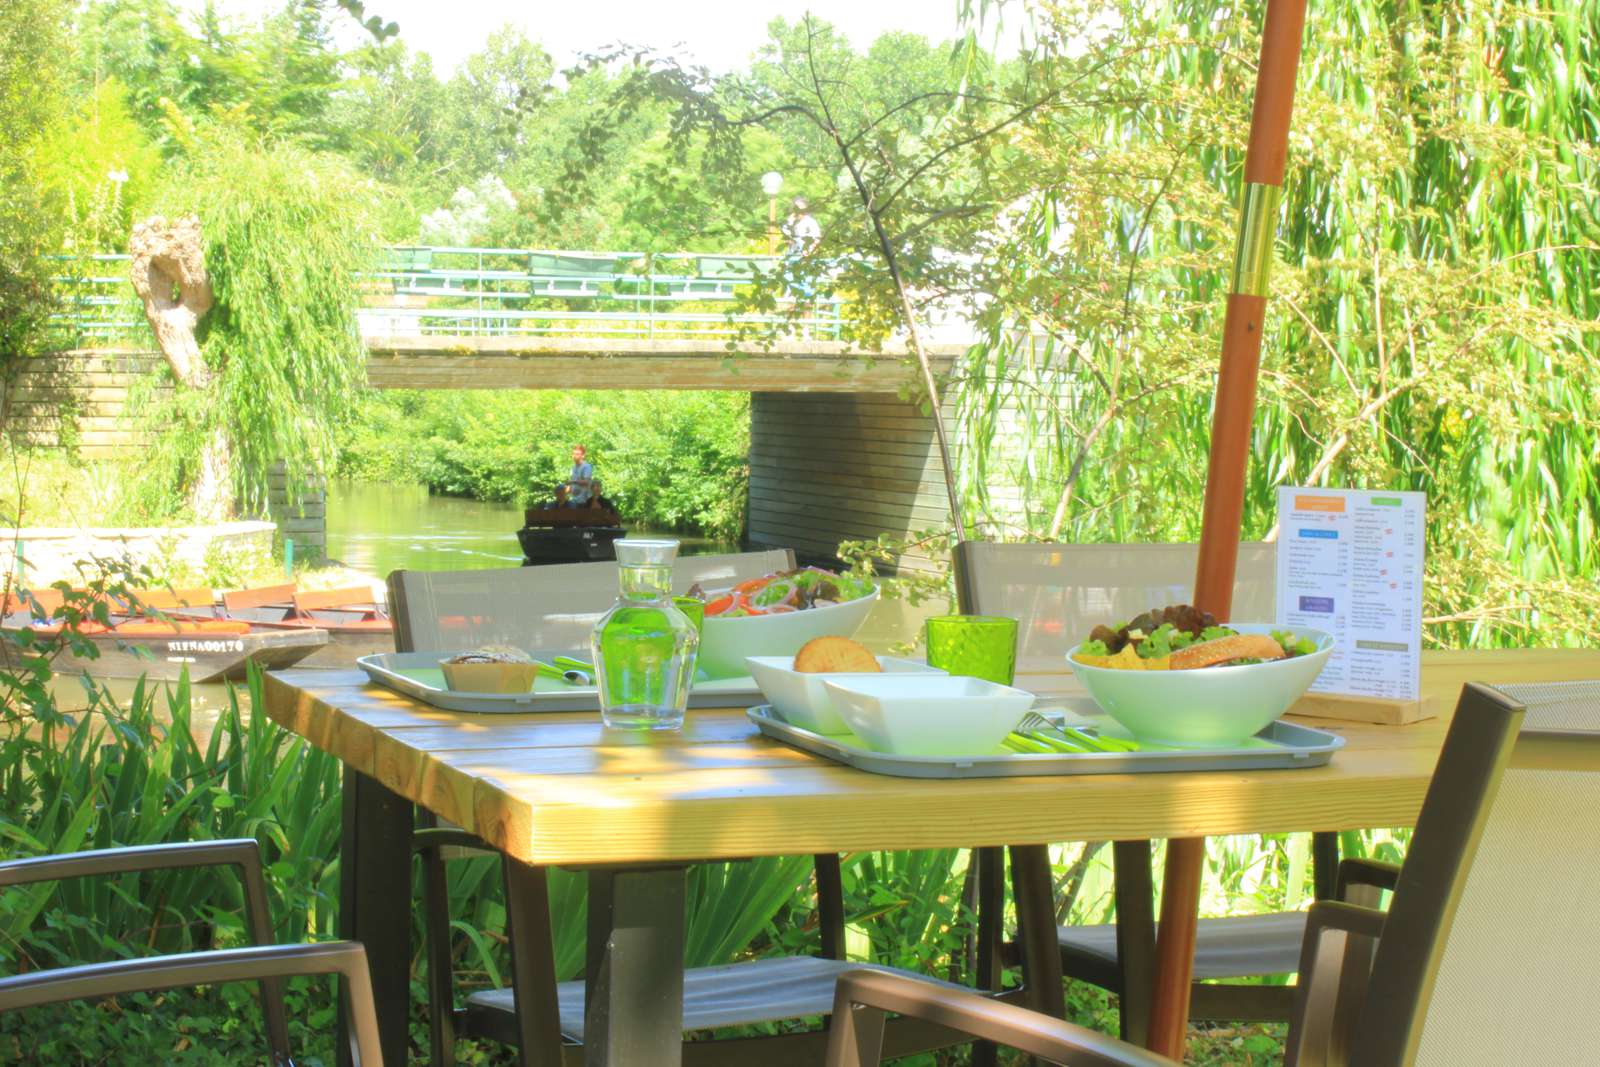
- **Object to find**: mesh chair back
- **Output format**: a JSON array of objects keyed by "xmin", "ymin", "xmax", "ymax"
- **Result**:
[
  {"xmin": 1350, "ymin": 681, "xmax": 1600, "ymax": 1065},
  {"xmin": 388, "ymin": 549, "xmax": 795, "ymax": 653},
  {"xmin": 952, "ymin": 541, "xmax": 1276, "ymax": 673},
  {"xmin": 1406, "ymin": 681, "xmax": 1600, "ymax": 1066}
]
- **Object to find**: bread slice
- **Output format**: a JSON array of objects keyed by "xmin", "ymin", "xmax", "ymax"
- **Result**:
[
  {"xmin": 793, "ymin": 635, "xmax": 880, "ymax": 673},
  {"xmin": 1168, "ymin": 633, "xmax": 1286, "ymax": 670}
]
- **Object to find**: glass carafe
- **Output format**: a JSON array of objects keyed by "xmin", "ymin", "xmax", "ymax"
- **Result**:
[{"xmin": 591, "ymin": 539, "xmax": 699, "ymax": 729}]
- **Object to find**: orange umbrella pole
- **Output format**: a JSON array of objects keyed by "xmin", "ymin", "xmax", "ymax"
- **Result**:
[{"xmin": 1146, "ymin": 0, "xmax": 1309, "ymax": 1058}]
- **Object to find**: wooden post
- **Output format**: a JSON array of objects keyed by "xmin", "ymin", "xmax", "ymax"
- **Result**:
[{"xmin": 1146, "ymin": 0, "xmax": 1310, "ymax": 1058}]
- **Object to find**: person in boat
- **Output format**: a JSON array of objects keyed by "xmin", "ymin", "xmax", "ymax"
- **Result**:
[{"xmin": 555, "ymin": 444, "xmax": 597, "ymax": 509}]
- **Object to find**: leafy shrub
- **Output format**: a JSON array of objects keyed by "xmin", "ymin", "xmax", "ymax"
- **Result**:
[{"xmin": 337, "ymin": 388, "xmax": 751, "ymax": 541}]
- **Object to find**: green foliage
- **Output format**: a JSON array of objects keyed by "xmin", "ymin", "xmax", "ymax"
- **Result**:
[
  {"xmin": 33, "ymin": 79, "xmax": 162, "ymax": 252},
  {"xmin": 0, "ymin": 0, "xmax": 72, "ymax": 360},
  {"xmin": 337, "ymin": 389, "xmax": 752, "ymax": 541},
  {"xmin": 145, "ymin": 127, "xmax": 378, "ymax": 514},
  {"xmin": 942, "ymin": 0, "xmax": 1600, "ymax": 647}
]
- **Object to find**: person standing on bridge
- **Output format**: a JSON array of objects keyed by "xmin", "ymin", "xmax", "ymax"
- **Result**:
[
  {"xmin": 556, "ymin": 444, "xmax": 596, "ymax": 508},
  {"xmin": 782, "ymin": 197, "xmax": 823, "ymax": 335},
  {"xmin": 783, "ymin": 196, "xmax": 822, "ymax": 259}
]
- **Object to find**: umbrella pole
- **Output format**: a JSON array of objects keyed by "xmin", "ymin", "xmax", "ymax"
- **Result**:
[{"xmin": 1145, "ymin": 0, "xmax": 1309, "ymax": 1057}]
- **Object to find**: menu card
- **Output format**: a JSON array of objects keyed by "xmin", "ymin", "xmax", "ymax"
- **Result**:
[{"xmin": 1275, "ymin": 488, "xmax": 1425, "ymax": 701}]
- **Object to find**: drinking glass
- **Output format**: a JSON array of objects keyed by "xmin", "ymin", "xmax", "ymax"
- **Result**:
[
  {"xmin": 672, "ymin": 596, "xmax": 705, "ymax": 635},
  {"xmin": 591, "ymin": 540, "xmax": 700, "ymax": 729},
  {"xmin": 925, "ymin": 615, "xmax": 1018, "ymax": 686}
]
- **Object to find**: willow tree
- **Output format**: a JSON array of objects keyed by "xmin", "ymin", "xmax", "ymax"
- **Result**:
[{"xmin": 135, "ymin": 127, "xmax": 377, "ymax": 522}]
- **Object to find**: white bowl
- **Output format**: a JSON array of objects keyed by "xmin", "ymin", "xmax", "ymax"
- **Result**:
[
  {"xmin": 697, "ymin": 588, "xmax": 879, "ymax": 679},
  {"xmin": 1066, "ymin": 624, "xmax": 1334, "ymax": 748},
  {"xmin": 746, "ymin": 654, "xmax": 946, "ymax": 734},
  {"xmin": 821, "ymin": 675, "xmax": 1035, "ymax": 757}
]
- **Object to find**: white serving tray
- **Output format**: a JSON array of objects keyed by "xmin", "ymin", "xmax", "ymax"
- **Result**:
[
  {"xmin": 359, "ymin": 650, "xmax": 762, "ymax": 714},
  {"xmin": 747, "ymin": 705, "xmax": 1346, "ymax": 779}
]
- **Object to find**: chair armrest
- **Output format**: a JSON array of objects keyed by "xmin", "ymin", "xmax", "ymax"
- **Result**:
[
  {"xmin": 0, "ymin": 839, "xmax": 275, "ymax": 944},
  {"xmin": 0, "ymin": 941, "xmax": 382, "ymax": 1067},
  {"xmin": 1336, "ymin": 858, "xmax": 1400, "ymax": 903},
  {"xmin": 826, "ymin": 968, "xmax": 1179, "ymax": 1067},
  {"xmin": 1290, "ymin": 902, "xmax": 1387, "ymax": 1067},
  {"xmin": 1305, "ymin": 900, "xmax": 1386, "ymax": 944},
  {"xmin": 0, "ymin": 840, "xmax": 288, "ymax": 1060},
  {"xmin": 412, "ymin": 826, "xmax": 495, "ymax": 855}
]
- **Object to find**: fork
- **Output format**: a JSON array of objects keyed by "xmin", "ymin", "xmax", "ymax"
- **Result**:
[{"xmin": 1015, "ymin": 712, "xmax": 1138, "ymax": 752}]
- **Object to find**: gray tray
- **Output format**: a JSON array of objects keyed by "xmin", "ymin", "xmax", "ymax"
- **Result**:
[
  {"xmin": 747, "ymin": 705, "xmax": 1345, "ymax": 778},
  {"xmin": 359, "ymin": 650, "xmax": 763, "ymax": 714}
]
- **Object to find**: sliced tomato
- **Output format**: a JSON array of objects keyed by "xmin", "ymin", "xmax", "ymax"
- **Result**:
[
  {"xmin": 732, "ymin": 577, "xmax": 770, "ymax": 595},
  {"xmin": 704, "ymin": 594, "xmax": 737, "ymax": 617},
  {"xmin": 763, "ymin": 603, "xmax": 798, "ymax": 614}
]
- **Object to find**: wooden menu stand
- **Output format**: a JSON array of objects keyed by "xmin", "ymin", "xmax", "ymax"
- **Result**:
[{"xmin": 1292, "ymin": 690, "xmax": 1439, "ymax": 726}]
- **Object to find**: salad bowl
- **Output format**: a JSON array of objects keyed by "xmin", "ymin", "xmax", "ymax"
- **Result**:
[
  {"xmin": 1067, "ymin": 622, "xmax": 1334, "ymax": 747},
  {"xmin": 695, "ymin": 569, "xmax": 879, "ymax": 679}
]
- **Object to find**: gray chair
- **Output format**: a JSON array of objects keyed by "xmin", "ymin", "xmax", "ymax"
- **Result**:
[
  {"xmin": 827, "ymin": 680, "xmax": 1566, "ymax": 1066},
  {"xmin": 953, "ymin": 540, "xmax": 1341, "ymax": 1036},
  {"xmin": 390, "ymin": 551, "xmax": 1026, "ymax": 1066},
  {"xmin": 0, "ymin": 839, "xmax": 384, "ymax": 1066}
]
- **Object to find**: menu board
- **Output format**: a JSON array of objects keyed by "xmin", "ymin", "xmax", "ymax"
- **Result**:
[{"xmin": 1275, "ymin": 488, "xmax": 1425, "ymax": 701}]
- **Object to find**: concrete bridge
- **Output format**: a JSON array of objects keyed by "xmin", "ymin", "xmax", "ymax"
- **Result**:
[
  {"xmin": 58, "ymin": 246, "xmax": 968, "ymax": 390},
  {"xmin": 37, "ymin": 247, "xmax": 974, "ymax": 570}
]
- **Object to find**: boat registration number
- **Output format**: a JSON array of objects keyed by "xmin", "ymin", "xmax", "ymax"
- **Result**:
[{"xmin": 167, "ymin": 639, "xmax": 246, "ymax": 654}]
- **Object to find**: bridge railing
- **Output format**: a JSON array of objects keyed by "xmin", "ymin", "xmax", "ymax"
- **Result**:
[{"xmin": 49, "ymin": 247, "xmax": 845, "ymax": 347}]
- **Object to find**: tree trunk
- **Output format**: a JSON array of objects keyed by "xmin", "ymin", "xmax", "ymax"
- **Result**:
[
  {"xmin": 129, "ymin": 215, "xmax": 230, "ymax": 519},
  {"xmin": 191, "ymin": 426, "xmax": 232, "ymax": 524}
]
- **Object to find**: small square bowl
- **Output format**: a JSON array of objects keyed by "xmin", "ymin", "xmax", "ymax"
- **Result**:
[
  {"xmin": 820, "ymin": 675, "xmax": 1035, "ymax": 757},
  {"xmin": 440, "ymin": 660, "xmax": 538, "ymax": 694},
  {"xmin": 745, "ymin": 655, "xmax": 945, "ymax": 734}
]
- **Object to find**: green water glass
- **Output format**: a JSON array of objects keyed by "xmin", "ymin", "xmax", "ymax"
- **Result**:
[
  {"xmin": 925, "ymin": 615, "xmax": 1018, "ymax": 686},
  {"xmin": 672, "ymin": 596, "xmax": 705, "ymax": 634}
]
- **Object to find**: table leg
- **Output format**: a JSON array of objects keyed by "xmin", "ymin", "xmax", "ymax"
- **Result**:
[
  {"xmin": 338, "ymin": 767, "xmax": 414, "ymax": 1067},
  {"xmin": 1147, "ymin": 836, "xmax": 1205, "ymax": 1059},
  {"xmin": 1007, "ymin": 845, "xmax": 1064, "ymax": 1020},
  {"xmin": 970, "ymin": 847, "xmax": 1006, "ymax": 1067},
  {"xmin": 584, "ymin": 866, "xmax": 686, "ymax": 1067}
]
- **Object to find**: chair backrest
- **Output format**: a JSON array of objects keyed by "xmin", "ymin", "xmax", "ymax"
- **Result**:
[
  {"xmin": 387, "ymin": 548, "xmax": 796, "ymax": 653},
  {"xmin": 1350, "ymin": 680, "xmax": 1600, "ymax": 1066},
  {"xmin": 952, "ymin": 541, "xmax": 1276, "ymax": 673}
]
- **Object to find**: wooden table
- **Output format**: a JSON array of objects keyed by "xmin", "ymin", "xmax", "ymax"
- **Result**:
[{"xmin": 262, "ymin": 648, "xmax": 1600, "ymax": 1065}]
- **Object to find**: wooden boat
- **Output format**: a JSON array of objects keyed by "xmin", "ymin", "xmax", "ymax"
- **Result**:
[
  {"xmin": 517, "ymin": 500, "xmax": 626, "ymax": 565},
  {"xmin": 174, "ymin": 584, "xmax": 395, "ymax": 669},
  {"xmin": 2, "ymin": 588, "xmax": 327, "ymax": 684}
]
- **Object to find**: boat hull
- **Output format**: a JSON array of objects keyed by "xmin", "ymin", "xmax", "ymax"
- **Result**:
[
  {"xmin": 517, "ymin": 524, "xmax": 626, "ymax": 565},
  {"xmin": 10, "ymin": 627, "xmax": 328, "ymax": 684}
]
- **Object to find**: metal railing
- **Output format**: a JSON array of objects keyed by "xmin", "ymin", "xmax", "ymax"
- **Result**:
[{"xmin": 49, "ymin": 247, "xmax": 846, "ymax": 346}]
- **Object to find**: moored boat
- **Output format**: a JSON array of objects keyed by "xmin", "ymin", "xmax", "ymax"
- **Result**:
[
  {"xmin": 174, "ymin": 584, "xmax": 395, "ymax": 669},
  {"xmin": 2, "ymin": 588, "xmax": 328, "ymax": 684}
]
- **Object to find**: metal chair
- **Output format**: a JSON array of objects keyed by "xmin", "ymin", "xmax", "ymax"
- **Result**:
[
  {"xmin": 953, "ymin": 540, "xmax": 1342, "ymax": 1037},
  {"xmin": 827, "ymin": 680, "xmax": 1564, "ymax": 1066},
  {"xmin": 0, "ymin": 839, "xmax": 385, "ymax": 1066},
  {"xmin": 390, "ymin": 551, "xmax": 1027, "ymax": 1066}
]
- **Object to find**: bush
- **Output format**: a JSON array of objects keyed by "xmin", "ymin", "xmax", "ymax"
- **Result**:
[{"xmin": 336, "ymin": 388, "xmax": 751, "ymax": 541}]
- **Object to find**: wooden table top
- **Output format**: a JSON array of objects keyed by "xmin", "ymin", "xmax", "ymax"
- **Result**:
[{"xmin": 262, "ymin": 648, "xmax": 1600, "ymax": 867}]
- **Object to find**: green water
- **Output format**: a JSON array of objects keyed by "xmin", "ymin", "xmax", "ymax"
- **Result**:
[{"xmin": 324, "ymin": 481, "xmax": 734, "ymax": 578}]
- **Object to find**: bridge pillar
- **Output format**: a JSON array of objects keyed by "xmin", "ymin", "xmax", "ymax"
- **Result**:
[
  {"xmin": 746, "ymin": 392, "xmax": 950, "ymax": 576},
  {"xmin": 267, "ymin": 462, "xmax": 326, "ymax": 563}
]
